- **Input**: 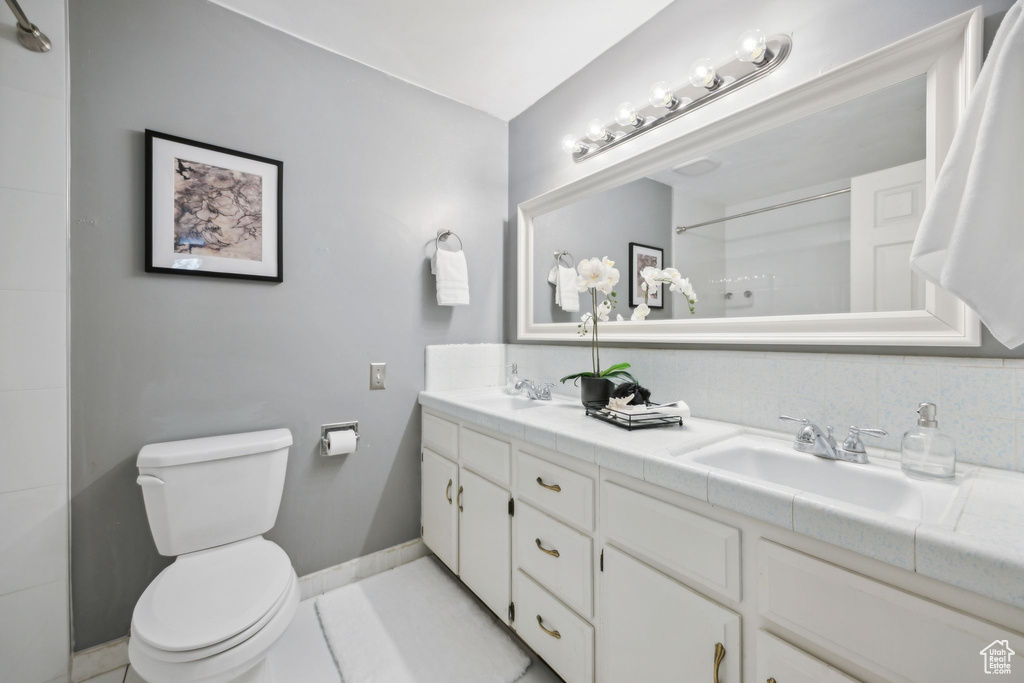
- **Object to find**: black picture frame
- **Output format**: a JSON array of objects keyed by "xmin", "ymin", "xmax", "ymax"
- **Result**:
[
  {"xmin": 145, "ymin": 129, "xmax": 284, "ymax": 283},
  {"xmin": 628, "ymin": 242, "xmax": 664, "ymax": 308}
]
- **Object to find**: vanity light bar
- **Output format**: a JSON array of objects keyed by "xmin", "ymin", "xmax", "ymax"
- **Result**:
[{"xmin": 561, "ymin": 31, "xmax": 792, "ymax": 163}]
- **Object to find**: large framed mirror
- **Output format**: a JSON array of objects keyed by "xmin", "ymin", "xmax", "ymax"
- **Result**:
[{"xmin": 517, "ymin": 9, "xmax": 982, "ymax": 346}]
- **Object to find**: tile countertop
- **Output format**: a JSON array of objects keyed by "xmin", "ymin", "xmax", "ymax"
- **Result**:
[{"xmin": 419, "ymin": 387, "xmax": 1024, "ymax": 610}]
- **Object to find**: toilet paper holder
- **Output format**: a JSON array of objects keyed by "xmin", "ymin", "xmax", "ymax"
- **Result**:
[{"xmin": 320, "ymin": 421, "xmax": 359, "ymax": 456}]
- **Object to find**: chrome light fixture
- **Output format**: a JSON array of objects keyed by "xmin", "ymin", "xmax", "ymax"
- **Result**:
[{"xmin": 560, "ymin": 30, "xmax": 792, "ymax": 162}]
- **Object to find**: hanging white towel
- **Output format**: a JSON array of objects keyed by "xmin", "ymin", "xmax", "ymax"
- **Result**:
[
  {"xmin": 909, "ymin": 0, "xmax": 1024, "ymax": 347},
  {"xmin": 431, "ymin": 248, "xmax": 470, "ymax": 306},
  {"xmin": 556, "ymin": 264, "xmax": 579, "ymax": 312}
]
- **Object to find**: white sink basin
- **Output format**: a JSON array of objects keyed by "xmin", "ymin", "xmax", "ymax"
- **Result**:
[
  {"xmin": 682, "ymin": 435, "xmax": 965, "ymax": 525},
  {"xmin": 472, "ymin": 394, "xmax": 553, "ymax": 411}
]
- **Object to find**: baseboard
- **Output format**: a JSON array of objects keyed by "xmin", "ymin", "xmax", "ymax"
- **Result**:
[
  {"xmin": 70, "ymin": 636, "xmax": 128, "ymax": 683},
  {"xmin": 71, "ymin": 538, "xmax": 430, "ymax": 680},
  {"xmin": 299, "ymin": 538, "xmax": 429, "ymax": 600}
]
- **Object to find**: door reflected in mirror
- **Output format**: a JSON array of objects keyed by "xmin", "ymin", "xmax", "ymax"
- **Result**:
[{"xmin": 532, "ymin": 74, "xmax": 927, "ymax": 324}]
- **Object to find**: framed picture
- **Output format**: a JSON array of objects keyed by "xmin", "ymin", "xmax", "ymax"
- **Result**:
[
  {"xmin": 628, "ymin": 242, "xmax": 664, "ymax": 308},
  {"xmin": 145, "ymin": 130, "xmax": 283, "ymax": 282}
]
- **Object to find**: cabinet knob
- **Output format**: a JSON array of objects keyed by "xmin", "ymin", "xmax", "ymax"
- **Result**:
[
  {"xmin": 536, "ymin": 615, "xmax": 561, "ymax": 639},
  {"xmin": 767, "ymin": 679, "xmax": 777, "ymax": 683},
  {"xmin": 536, "ymin": 476, "xmax": 561, "ymax": 492},
  {"xmin": 535, "ymin": 538, "xmax": 560, "ymax": 558},
  {"xmin": 713, "ymin": 642, "xmax": 726, "ymax": 683},
  {"xmin": 445, "ymin": 479, "xmax": 452, "ymax": 504}
]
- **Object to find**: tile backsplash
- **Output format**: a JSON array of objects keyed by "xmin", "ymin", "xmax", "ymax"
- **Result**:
[{"xmin": 425, "ymin": 343, "xmax": 1024, "ymax": 473}]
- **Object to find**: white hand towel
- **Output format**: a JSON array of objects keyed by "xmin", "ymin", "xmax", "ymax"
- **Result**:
[
  {"xmin": 909, "ymin": 0, "xmax": 1024, "ymax": 347},
  {"xmin": 432, "ymin": 249, "xmax": 470, "ymax": 306},
  {"xmin": 556, "ymin": 264, "xmax": 579, "ymax": 312}
]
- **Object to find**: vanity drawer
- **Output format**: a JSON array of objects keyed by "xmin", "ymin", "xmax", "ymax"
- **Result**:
[
  {"xmin": 758, "ymin": 540, "xmax": 1023, "ymax": 682},
  {"xmin": 514, "ymin": 569, "xmax": 594, "ymax": 683},
  {"xmin": 461, "ymin": 427, "xmax": 511, "ymax": 487},
  {"xmin": 515, "ymin": 501, "xmax": 593, "ymax": 619},
  {"xmin": 602, "ymin": 481, "xmax": 741, "ymax": 601},
  {"xmin": 422, "ymin": 412, "xmax": 458, "ymax": 461},
  {"xmin": 757, "ymin": 630, "xmax": 859, "ymax": 683},
  {"xmin": 515, "ymin": 449, "xmax": 594, "ymax": 531}
]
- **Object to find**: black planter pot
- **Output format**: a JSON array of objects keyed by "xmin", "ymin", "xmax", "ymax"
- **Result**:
[{"xmin": 580, "ymin": 376, "xmax": 612, "ymax": 407}]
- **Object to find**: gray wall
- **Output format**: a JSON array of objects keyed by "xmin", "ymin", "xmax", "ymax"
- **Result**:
[
  {"xmin": 69, "ymin": 0, "xmax": 507, "ymax": 650},
  {"xmin": 507, "ymin": 0, "xmax": 1022, "ymax": 358},
  {"xmin": 533, "ymin": 178, "xmax": 672, "ymax": 323}
]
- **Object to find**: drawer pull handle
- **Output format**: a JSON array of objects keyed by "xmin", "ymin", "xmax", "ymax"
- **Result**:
[
  {"xmin": 457, "ymin": 485, "xmax": 464, "ymax": 512},
  {"xmin": 536, "ymin": 476, "xmax": 561, "ymax": 492},
  {"xmin": 535, "ymin": 538, "xmax": 560, "ymax": 558},
  {"xmin": 536, "ymin": 615, "xmax": 561, "ymax": 639},
  {"xmin": 445, "ymin": 479, "xmax": 453, "ymax": 504},
  {"xmin": 713, "ymin": 642, "xmax": 725, "ymax": 683}
]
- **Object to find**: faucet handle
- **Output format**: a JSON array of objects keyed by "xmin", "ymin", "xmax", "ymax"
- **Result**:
[
  {"xmin": 779, "ymin": 415, "xmax": 816, "ymax": 444},
  {"xmin": 840, "ymin": 425, "xmax": 888, "ymax": 454}
]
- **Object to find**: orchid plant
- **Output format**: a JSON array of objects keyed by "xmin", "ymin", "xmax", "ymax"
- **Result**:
[
  {"xmin": 559, "ymin": 257, "xmax": 637, "ymax": 386},
  {"xmin": 636, "ymin": 266, "xmax": 699, "ymax": 320}
]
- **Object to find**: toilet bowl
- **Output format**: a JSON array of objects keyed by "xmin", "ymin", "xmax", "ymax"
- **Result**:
[{"xmin": 130, "ymin": 429, "xmax": 297, "ymax": 683}]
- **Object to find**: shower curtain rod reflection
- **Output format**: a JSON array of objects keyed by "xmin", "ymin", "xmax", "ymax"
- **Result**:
[{"xmin": 675, "ymin": 187, "xmax": 851, "ymax": 233}]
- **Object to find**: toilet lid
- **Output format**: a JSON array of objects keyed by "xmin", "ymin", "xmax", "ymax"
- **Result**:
[{"xmin": 133, "ymin": 537, "xmax": 293, "ymax": 653}]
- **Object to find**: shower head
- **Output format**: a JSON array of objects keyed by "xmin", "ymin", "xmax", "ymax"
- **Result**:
[
  {"xmin": 16, "ymin": 21, "xmax": 50, "ymax": 52},
  {"xmin": 6, "ymin": 0, "xmax": 51, "ymax": 52}
]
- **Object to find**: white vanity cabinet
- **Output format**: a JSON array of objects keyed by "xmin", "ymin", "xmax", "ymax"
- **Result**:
[
  {"xmin": 600, "ymin": 545, "xmax": 741, "ymax": 683},
  {"xmin": 422, "ymin": 405, "xmax": 1024, "ymax": 683}
]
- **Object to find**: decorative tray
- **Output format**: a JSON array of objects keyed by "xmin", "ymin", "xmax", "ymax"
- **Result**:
[{"xmin": 584, "ymin": 402, "xmax": 683, "ymax": 431}]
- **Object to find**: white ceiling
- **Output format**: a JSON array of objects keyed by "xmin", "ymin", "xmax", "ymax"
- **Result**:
[{"xmin": 207, "ymin": 0, "xmax": 676, "ymax": 120}]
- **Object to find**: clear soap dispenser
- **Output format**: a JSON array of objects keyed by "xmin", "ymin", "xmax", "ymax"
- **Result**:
[
  {"xmin": 901, "ymin": 402, "xmax": 956, "ymax": 480},
  {"xmin": 505, "ymin": 364, "xmax": 521, "ymax": 395}
]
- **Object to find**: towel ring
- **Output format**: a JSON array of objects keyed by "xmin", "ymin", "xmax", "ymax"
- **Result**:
[
  {"xmin": 435, "ymin": 229, "xmax": 463, "ymax": 252},
  {"xmin": 553, "ymin": 250, "xmax": 574, "ymax": 268}
]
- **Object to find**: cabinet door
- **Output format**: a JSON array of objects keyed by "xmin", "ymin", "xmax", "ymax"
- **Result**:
[
  {"xmin": 600, "ymin": 545, "xmax": 741, "ymax": 683},
  {"xmin": 421, "ymin": 448, "xmax": 458, "ymax": 573},
  {"xmin": 458, "ymin": 468, "xmax": 511, "ymax": 621}
]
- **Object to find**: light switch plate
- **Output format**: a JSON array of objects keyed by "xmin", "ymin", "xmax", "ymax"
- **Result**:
[{"xmin": 370, "ymin": 362, "xmax": 386, "ymax": 390}]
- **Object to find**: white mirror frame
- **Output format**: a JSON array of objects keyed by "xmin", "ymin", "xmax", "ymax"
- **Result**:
[{"xmin": 517, "ymin": 8, "xmax": 983, "ymax": 347}]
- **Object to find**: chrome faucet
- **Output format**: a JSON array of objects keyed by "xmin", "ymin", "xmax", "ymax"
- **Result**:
[
  {"xmin": 516, "ymin": 379, "xmax": 554, "ymax": 400},
  {"xmin": 779, "ymin": 416, "xmax": 886, "ymax": 464}
]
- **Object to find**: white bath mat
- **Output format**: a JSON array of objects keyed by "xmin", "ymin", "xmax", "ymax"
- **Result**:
[{"xmin": 315, "ymin": 556, "xmax": 530, "ymax": 683}]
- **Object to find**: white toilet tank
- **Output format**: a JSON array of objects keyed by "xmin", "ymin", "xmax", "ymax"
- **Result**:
[{"xmin": 137, "ymin": 429, "xmax": 293, "ymax": 556}]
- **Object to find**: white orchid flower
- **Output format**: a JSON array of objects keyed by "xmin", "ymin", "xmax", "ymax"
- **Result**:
[
  {"xmin": 580, "ymin": 312, "xmax": 593, "ymax": 323},
  {"xmin": 661, "ymin": 267, "xmax": 681, "ymax": 280},
  {"xmin": 630, "ymin": 303, "xmax": 650, "ymax": 321},
  {"xmin": 596, "ymin": 299, "xmax": 612, "ymax": 322},
  {"xmin": 606, "ymin": 266, "xmax": 620, "ymax": 287},
  {"xmin": 616, "ymin": 314, "xmax": 624, "ymax": 321},
  {"xmin": 602, "ymin": 256, "xmax": 615, "ymax": 269},
  {"xmin": 577, "ymin": 257, "xmax": 607, "ymax": 290},
  {"xmin": 575, "ymin": 275, "xmax": 589, "ymax": 292}
]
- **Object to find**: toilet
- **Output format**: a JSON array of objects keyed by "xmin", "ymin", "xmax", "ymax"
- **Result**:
[{"xmin": 129, "ymin": 429, "xmax": 298, "ymax": 683}]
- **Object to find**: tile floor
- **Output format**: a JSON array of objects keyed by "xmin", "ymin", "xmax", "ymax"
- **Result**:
[{"xmin": 83, "ymin": 592, "xmax": 561, "ymax": 683}]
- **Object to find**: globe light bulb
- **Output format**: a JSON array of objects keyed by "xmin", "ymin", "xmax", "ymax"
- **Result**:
[
  {"xmin": 689, "ymin": 57, "xmax": 720, "ymax": 90},
  {"xmin": 586, "ymin": 119, "xmax": 611, "ymax": 142},
  {"xmin": 735, "ymin": 29, "xmax": 767, "ymax": 63},
  {"xmin": 614, "ymin": 101, "xmax": 641, "ymax": 127},
  {"xmin": 560, "ymin": 134, "xmax": 583, "ymax": 154},
  {"xmin": 648, "ymin": 81, "xmax": 678, "ymax": 109}
]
